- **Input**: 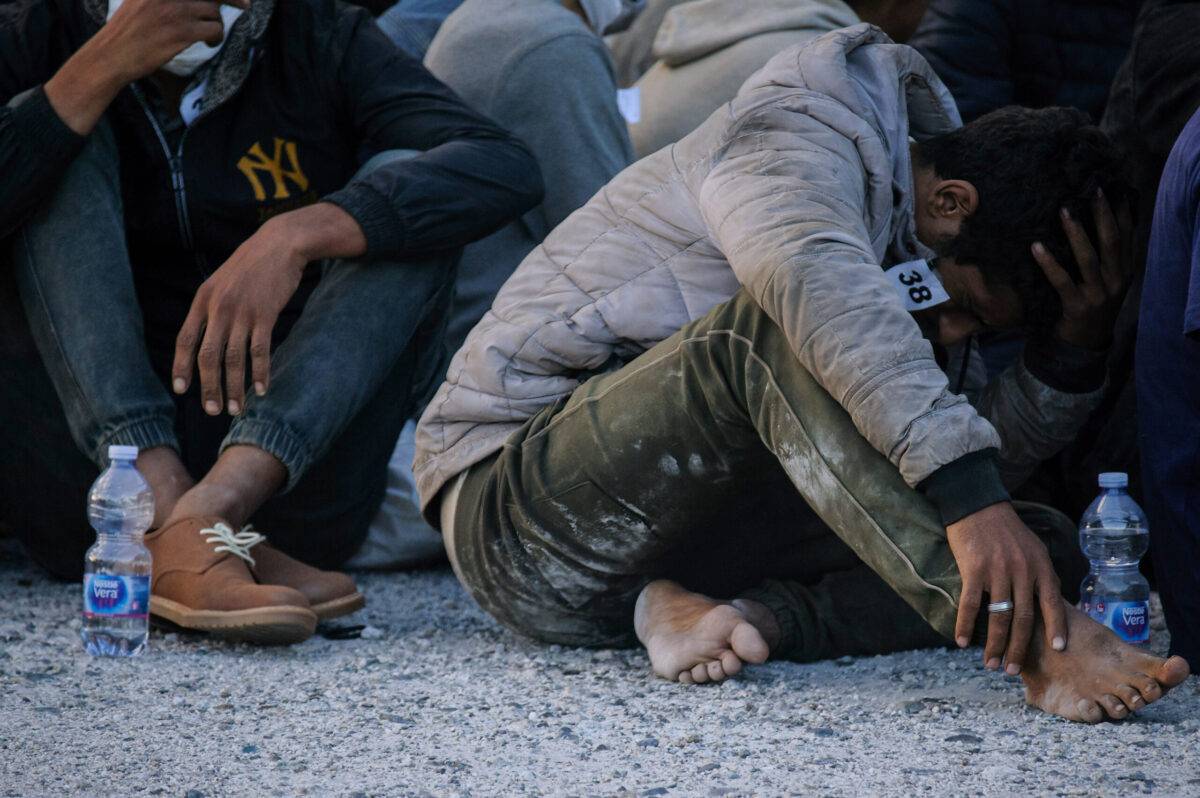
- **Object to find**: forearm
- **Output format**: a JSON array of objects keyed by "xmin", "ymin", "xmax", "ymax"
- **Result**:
[
  {"xmin": 43, "ymin": 29, "xmax": 133, "ymax": 136},
  {"xmin": 977, "ymin": 350, "xmax": 1107, "ymax": 490},
  {"xmin": 271, "ymin": 202, "xmax": 367, "ymax": 263}
]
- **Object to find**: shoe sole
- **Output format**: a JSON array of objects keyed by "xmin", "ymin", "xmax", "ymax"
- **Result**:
[
  {"xmin": 150, "ymin": 597, "xmax": 317, "ymax": 645},
  {"xmin": 311, "ymin": 591, "xmax": 366, "ymax": 621}
]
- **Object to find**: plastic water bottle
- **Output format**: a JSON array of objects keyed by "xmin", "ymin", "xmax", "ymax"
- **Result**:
[
  {"xmin": 1078, "ymin": 472, "xmax": 1150, "ymax": 645},
  {"xmin": 81, "ymin": 445, "xmax": 154, "ymax": 657}
]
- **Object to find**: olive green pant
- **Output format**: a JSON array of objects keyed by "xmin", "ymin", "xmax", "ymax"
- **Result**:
[{"xmin": 447, "ymin": 290, "xmax": 1083, "ymax": 661}]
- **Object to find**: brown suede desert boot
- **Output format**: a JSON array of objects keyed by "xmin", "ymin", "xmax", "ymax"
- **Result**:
[
  {"xmin": 146, "ymin": 517, "xmax": 317, "ymax": 644},
  {"xmin": 248, "ymin": 542, "xmax": 366, "ymax": 621}
]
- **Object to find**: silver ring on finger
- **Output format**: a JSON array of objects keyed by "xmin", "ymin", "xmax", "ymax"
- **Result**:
[{"xmin": 987, "ymin": 599, "xmax": 1015, "ymax": 614}]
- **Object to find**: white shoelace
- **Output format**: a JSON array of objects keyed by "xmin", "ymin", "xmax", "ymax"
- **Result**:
[{"xmin": 200, "ymin": 522, "xmax": 266, "ymax": 566}]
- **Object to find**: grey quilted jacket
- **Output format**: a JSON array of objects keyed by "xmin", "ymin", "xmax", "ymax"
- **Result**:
[{"xmin": 415, "ymin": 24, "xmax": 1104, "ymax": 512}]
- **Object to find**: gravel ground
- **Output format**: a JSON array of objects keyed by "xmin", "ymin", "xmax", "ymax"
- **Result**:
[{"xmin": 2, "ymin": 541, "xmax": 1198, "ymax": 797}]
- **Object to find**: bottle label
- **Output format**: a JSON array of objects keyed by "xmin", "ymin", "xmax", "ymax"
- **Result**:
[
  {"xmin": 83, "ymin": 574, "xmax": 150, "ymax": 619},
  {"xmin": 1085, "ymin": 599, "xmax": 1150, "ymax": 643}
]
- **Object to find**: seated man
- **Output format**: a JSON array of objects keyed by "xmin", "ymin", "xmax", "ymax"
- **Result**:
[
  {"xmin": 353, "ymin": 0, "xmax": 639, "ymax": 568},
  {"xmin": 0, "ymin": 0, "xmax": 541, "ymax": 643},
  {"xmin": 1137, "ymin": 104, "xmax": 1200, "ymax": 673},
  {"xmin": 415, "ymin": 26, "xmax": 1190, "ymax": 722}
]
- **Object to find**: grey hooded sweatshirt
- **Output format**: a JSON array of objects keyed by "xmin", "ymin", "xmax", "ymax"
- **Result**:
[
  {"xmin": 424, "ymin": 0, "xmax": 635, "ymax": 354},
  {"xmin": 415, "ymin": 26, "xmax": 1105, "ymax": 522},
  {"xmin": 629, "ymin": 0, "xmax": 860, "ymax": 157}
]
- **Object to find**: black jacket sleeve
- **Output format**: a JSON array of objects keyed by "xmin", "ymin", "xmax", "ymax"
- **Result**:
[
  {"xmin": 0, "ymin": 1, "xmax": 89, "ymax": 239},
  {"xmin": 322, "ymin": 9, "xmax": 545, "ymax": 259},
  {"xmin": 908, "ymin": 0, "xmax": 1015, "ymax": 123}
]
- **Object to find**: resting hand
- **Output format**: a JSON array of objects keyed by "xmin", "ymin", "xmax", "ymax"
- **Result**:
[
  {"xmin": 947, "ymin": 502, "xmax": 1067, "ymax": 675},
  {"xmin": 172, "ymin": 202, "xmax": 367, "ymax": 415},
  {"xmin": 172, "ymin": 216, "xmax": 306, "ymax": 416}
]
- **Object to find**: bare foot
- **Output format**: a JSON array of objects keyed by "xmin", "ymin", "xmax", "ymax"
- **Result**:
[
  {"xmin": 1022, "ymin": 602, "xmax": 1190, "ymax": 723},
  {"xmin": 634, "ymin": 580, "xmax": 775, "ymax": 685}
]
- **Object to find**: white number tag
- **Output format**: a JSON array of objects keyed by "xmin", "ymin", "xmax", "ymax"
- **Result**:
[{"xmin": 885, "ymin": 259, "xmax": 951, "ymax": 312}]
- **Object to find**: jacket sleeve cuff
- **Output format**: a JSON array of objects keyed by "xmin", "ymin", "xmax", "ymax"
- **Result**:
[
  {"xmin": 10, "ymin": 87, "xmax": 84, "ymax": 163},
  {"xmin": 1022, "ymin": 337, "xmax": 1108, "ymax": 393},
  {"xmin": 918, "ymin": 448, "xmax": 1010, "ymax": 526},
  {"xmin": 322, "ymin": 183, "xmax": 405, "ymax": 257}
]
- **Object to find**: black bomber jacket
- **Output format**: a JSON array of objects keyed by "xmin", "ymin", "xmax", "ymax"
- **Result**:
[{"xmin": 0, "ymin": 0, "xmax": 544, "ymax": 307}]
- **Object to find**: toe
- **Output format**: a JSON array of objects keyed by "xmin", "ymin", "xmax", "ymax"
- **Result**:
[
  {"xmin": 719, "ymin": 650, "xmax": 743, "ymax": 678},
  {"xmin": 1099, "ymin": 694, "xmax": 1128, "ymax": 720},
  {"xmin": 690, "ymin": 663, "xmax": 710, "ymax": 684},
  {"xmin": 1158, "ymin": 655, "xmax": 1191, "ymax": 689},
  {"xmin": 1134, "ymin": 675, "xmax": 1163, "ymax": 705},
  {"xmin": 1114, "ymin": 684, "xmax": 1142, "ymax": 713},
  {"xmin": 678, "ymin": 670, "xmax": 695, "ymax": 685},
  {"xmin": 730, "ymin": 621, "xmax": 770, "ymax": 664},
  {"xmin": 1076, "ymin": 699, "xmax": 1105, "ymax": 724},
  {"xmin": 706, "ymin": 660, "xmax": 725, "ymax": 682}
]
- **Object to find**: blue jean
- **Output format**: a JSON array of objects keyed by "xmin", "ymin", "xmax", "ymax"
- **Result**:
[
  {"xmin": 0, "ymin": 119, "xmax": 456, "ymax": 576},
  {"xmin": 376, "ymin": 0, "xmax": 465, "ymax": 61}
]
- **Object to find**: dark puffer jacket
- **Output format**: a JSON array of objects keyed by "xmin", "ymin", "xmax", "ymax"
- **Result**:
[{"xmin": 910, "ymin": 0, "xmax": 1141, "ymax": 123}]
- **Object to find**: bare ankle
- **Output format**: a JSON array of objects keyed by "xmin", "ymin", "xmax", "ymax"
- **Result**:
[
  {"xmin": 163, "ymin": 445, "xmax": 287, "ymax": 528},
  {"xmin": 136, "ymin": 446, "xmax": 195, "ymax": 527}
]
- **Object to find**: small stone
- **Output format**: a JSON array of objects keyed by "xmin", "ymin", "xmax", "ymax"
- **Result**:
[
  {"xmin": 185, "ymin": 791, "xmax": 205, "ymax": 798},
  {"xmin": 360, "ymin": 625, "xmax": 384, "ymax": 640},
  {"xmin": 812, "ymin": 727, "xmax": 836, "ymax": 738},
  {"xmin": 638, "ymin": 737, "xmax": 660, "ymax": 748},
  {"xmin": 945, "ymin": 733, "xmax": 983, "ymax": 745},
  {"xmin": 242, "ymin": 744, "xmax": 258, "ymax": 754},
  {"xmin": 642, "ymin": 789, "xmax": 669, "ymax": 797}
]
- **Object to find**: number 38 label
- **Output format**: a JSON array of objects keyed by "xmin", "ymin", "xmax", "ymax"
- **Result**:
[{"xmin": 885, "ymin": 259, "xmax": 951, "ymax": 312}]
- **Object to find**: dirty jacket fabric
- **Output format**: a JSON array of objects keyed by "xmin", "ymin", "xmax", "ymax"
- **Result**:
[
  {"xmin": 415, "ymin": 25, "xmax": 1105, "ymax": 519},
  {"xmin": 910, "ymin": 0, "xmax": 1140, "ymax": 123},
  {"xmin": 629, "ymin": 0, "xmax": 859, "ymax": 157}
]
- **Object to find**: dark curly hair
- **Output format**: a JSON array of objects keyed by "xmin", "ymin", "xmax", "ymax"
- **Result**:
[{"xmin": 914, "ymin": 106, "xmax": 1132, "ymax": 330}]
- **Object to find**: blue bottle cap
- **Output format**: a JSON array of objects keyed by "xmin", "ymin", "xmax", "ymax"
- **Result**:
[
  {"xmin": 1098, "ymin": 472, "xmax": 1128, "ymax": 488},
  {"xmin": 108, "ymin": 445, "xmax": 139, "ymax": 461}
]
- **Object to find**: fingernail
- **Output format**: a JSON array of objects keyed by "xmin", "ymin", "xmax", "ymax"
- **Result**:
[
  {"xmin": 1031, "ymin": 242, "xmax": 1045, "ymax": 255},
  {"xmin": 173, "ymin": 378, "xmax": 186, "ymax": 394},
  {"xmin": 1052, "ymin": 636, "xmax": 1065, "ymax": 651},
  {"xmin": 1096, "ymin": 186, "xmax": 1105, "ymax": 199},
  {"xmin": 1060, "ymin": 207, "xmax": 1070, "ymax": 220},
  {"xmin": 204, "ymin": 400, "xmax": 219, "ymax": 415},
  {"xmin": 986, "ymin": 658, "xmax": 1000, "ymax": 670},
  {"xmin": 1006, "ymin": 663, "xmax": 1020, "ymax": 676},
  {"xmin": 254, "ymin": 382, "xmax": 266, "ymax": 396},
  {"xmin": 956, "ymin": 636, "xmax": 968, "ymax": 648},
  {"xmin": 227, "ymin": 400, "xmax": 240, "ymax": 415}
]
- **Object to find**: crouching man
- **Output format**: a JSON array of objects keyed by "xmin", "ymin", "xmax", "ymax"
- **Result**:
[
  {"xmin": 414, "ymin": 26, "xmax": 1190, "ymax": 721},
  {"xmin": 0, "ymin": 0, "xmax": 541, "ymax": 643}
]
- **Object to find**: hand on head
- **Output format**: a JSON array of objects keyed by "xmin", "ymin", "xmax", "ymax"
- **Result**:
[{"xmin": 1031, "ymin": 188, "xmax": 1135, "ymax": 350}]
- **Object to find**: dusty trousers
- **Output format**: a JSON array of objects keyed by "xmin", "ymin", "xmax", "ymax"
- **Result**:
[{"xmin": 443, "ymin": 290, "xmax": 1084, "ymax": 660}]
